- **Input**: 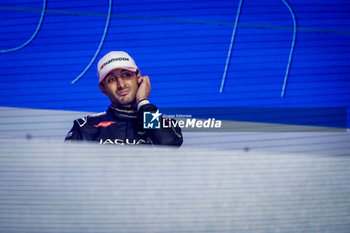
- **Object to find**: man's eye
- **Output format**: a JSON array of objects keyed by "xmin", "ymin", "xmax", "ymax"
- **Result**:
[
  {"xmin": 108, "ymin": 77, "xmax": 115, "ymax": 83},
  {"xmin": 122, "ymin": 72, "xmax": 132, "ymax": 78}
]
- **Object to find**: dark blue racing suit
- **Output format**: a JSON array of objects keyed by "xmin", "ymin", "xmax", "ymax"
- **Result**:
[{"xmin": 65, "ymin": 102, "xmax": 183, "ymax": 147}]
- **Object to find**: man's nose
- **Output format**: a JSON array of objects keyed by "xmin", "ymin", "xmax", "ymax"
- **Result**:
[{"xmin": 116, "ymin": 77, "xmax": 126, "ymax": 89}]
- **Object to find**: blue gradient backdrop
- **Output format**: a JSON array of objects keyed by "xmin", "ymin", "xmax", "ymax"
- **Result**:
[{"xmin": 0, "ymin": 0, "xmax": 349, "ymax": 124}]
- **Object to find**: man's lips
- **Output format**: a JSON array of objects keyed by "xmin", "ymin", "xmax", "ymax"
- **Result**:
[{"xmin": 117, "ymin": 89, "xmax": 130, "ymax": 96}]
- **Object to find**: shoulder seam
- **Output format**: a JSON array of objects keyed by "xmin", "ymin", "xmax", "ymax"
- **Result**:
[{"xmin": 88, "ymin": 112, "xmax": 107, "ymax": 118}]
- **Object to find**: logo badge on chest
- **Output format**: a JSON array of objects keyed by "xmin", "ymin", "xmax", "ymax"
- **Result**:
[{"xmin": 94, "ymin": 121, "xmax": 116, "ymax": 128}]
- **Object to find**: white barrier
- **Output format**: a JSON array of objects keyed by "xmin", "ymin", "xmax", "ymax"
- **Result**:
[{"xmin": 0, "ymin": 140, "xmax": 349, "ymax": 232}]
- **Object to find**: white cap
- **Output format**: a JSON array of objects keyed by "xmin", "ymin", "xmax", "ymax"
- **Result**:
[{"xmin": 97, "ymin": 51, "xmax": 138, "ymax": 83}]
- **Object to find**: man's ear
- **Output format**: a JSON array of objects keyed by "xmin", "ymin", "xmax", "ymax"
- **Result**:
[
  {"xmin": 137, "ymin": 70, "xmax": 142, "ymax": 78},
  {"xmin": 98, "ymin": 83, "xmax": 107, "ymax": 95},
  {"xmin": 136, "ymin": 70, "xmax": 142, "ymax": 84}
]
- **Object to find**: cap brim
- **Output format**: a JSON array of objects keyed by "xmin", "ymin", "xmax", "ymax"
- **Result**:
[{"xmin": 99, "ymin": 67, "xmax": 138, "ymax": 84}]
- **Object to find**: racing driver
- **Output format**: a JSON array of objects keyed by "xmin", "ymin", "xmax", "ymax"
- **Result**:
[{"xmin": 65, "ymin": 51, "xmax": 183, "ymax": 146}]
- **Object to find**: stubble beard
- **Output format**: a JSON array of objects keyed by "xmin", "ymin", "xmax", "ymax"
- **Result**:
[{"xmin": 113, "ymin": 88, "xmax": 137, "ymax": 107}]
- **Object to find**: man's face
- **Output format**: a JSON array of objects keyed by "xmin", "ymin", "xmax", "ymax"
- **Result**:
[{"xmin": 99, "ymin": 69, "xmax": 139, "ymax": 107}]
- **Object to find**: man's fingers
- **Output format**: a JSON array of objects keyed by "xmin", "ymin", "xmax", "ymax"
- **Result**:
[
  {"xmin": 145, "ymin": 76, "xmax": 151, "ymax": 89},
  {"xmin": 138, "ymin": 76, "xmax": 146, "ymax": 84},
  {"xmin": 144, "ymin": 75, "xmax": 150, "ymax": 85},
  {"xmin": 139, "ymin": 76, "xmax": 150, "ymax": 85},
  {"xmin": 135, "ymin": 75, "xmax": 151, "ymax": 102}
]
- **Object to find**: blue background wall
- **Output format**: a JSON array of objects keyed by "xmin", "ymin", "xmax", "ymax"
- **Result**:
[{"xmin": 0, "ymin": 0, "xmax": 349, "ymax": 118}]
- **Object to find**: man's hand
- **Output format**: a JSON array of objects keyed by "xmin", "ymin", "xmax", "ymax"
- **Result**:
[{"xmin": 136, "ymin": 75, "xmax": 151, "ymax": 103}]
